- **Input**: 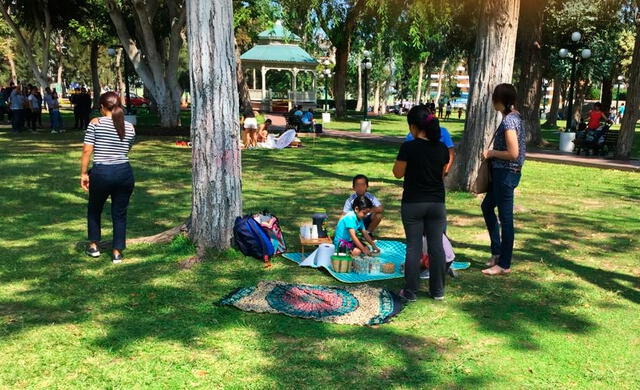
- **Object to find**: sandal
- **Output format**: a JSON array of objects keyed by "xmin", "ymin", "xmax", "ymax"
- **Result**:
[
  {"xmin": 486, "ymin": 255, "xmax": 500, "ymax": 267},
  {"xmin": 482, "ymin": 265, "xmax": 511, "ymax": 276}
]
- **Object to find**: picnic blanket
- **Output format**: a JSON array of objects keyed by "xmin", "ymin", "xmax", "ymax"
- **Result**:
[
  {"xmin": 282, "ymin": 240, "xmax": 470, "ymax": 284},
  {"xmin": 219, "ymin": 280, "xmax": 404, "ymax": 326}
]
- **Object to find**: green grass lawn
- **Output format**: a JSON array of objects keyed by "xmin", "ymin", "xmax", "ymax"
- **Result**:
[
  {"xmin": 324, "ymin": 114, "xmax": 640, "ymax": 157},
  {"xmin": 1, "ymin": 126, "xmax": 639, "ymax": 389}
]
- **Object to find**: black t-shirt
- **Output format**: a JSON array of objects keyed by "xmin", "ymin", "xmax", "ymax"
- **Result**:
[{"xmin": 396, "ymin": 138, "xmax": 449, "ymax": 203}]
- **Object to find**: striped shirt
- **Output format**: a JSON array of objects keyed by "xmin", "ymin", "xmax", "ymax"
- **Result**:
[{"xmin": 84, "ymin": 117, "xmax": 135, "ymax": 165}]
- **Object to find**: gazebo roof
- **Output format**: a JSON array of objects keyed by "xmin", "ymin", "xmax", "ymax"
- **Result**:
[
  {"xmin": 257, "ymin": 20, "xmax": 301, "ymax": 43},
  {"xmin": 241, "ymin": 44, "xmax": 317, "ymax": 67}
]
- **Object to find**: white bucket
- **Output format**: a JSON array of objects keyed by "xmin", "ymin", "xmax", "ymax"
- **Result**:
[
  {"xmin": 322, "ymin": 112, "xmax": 331, "ymax": 124},
  {"xmin": 360, "ymin": 120, "xmax": 371, "ymax": 134},
  {"xmin": 559, "ymin": 132, "xmax": 576, "ymax": 153}
]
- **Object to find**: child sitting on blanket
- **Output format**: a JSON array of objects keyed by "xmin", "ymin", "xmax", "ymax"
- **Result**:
[
  {"xmin": 334, "ymin": 195, "xmax": 380, "ymax": 257},
  {"xmin": 343, "ymin": 174, "xmax": 384, "ymax": 238}
]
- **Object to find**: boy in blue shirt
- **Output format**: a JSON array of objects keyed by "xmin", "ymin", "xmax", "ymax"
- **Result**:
[
  {"xmin": 343, "ymin": 174, "xmax": 384, "ymax": 237},
  {"xmin": 335, "ymin": 195, "xmax": 379, "ymax": 257}
]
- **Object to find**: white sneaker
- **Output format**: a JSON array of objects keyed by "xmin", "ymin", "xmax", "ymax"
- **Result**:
[
  {"xmin": 51, "ymin": 130, "xmax": 58, "ymax": 134},
  {"xmin": 419, "ymin": 269, "xmax": 430, "ymax": 279}
]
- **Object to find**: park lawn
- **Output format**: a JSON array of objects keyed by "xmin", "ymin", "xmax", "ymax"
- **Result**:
[
  {"xmin": 0, "ymin": 127, "xmax": 639, "ymax": 389},
  {"xmin": 324, "ymin": 114, "xmax": 640, "ymax": 157}
]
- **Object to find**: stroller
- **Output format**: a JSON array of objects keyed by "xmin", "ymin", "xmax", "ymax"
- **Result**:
[{"xmin": 574, "ymin": 124, "xmax": 609, "ymax": 156}]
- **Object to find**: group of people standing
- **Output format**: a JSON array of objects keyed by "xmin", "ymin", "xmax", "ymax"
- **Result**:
[
  {"xmin": 394, "ymin": 83, "xmax": 525, "ymax": 301},
  {"xmin": 0, "ymin": 82, "xmax": 64, "ymax": 133}
]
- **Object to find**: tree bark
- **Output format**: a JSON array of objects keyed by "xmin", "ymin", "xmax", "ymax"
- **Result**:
[
  {"xmin": 416, "ymin": 62, "xmax": 425, "ymax": 104},
  {"xmin": 434, "ymin": 60, "xmax": 447, "ymax": 104},
  {"xmin": 573, "ymin": 80, "xmax": 587, "ymax": 124},
  {"xmin": 515, "ymin": 0, "xmax": 546, "ymax": 146},
  {"xmin": 115, "ymin": 48, "xmax": 126, "ymax": 106},
  {"xmin": 187, "ymin": 0, "xmax": 242, "ymax": 251},
  {"xmin": 373, "ymin": 81, "xmax": 380, "ymax": 115},
  {"xmin": 601, "ymin": 75, "xmax": 614, "ymax": 111},
  {"xmin": 90, "ymin": 42, "xmax": 101, "ymax": 109},
  {"xmin": 7, "ymin": 51, "xmax": 17, "ymax": 83},
  {"xmin": 235, "ymin": 37, "xmax": 252, "ymax": 114},
  {"xmin": 616, "ymin": 18, "xmax": 640, "ymax": 159},
  {"xmin": 544, "ymin": 73, "xmax": 561, "ymax": 127},
  {"xmin": 105, "ymin": 0, "xmax": 185, "ymax": 128},
  {"xmin": 355, "ymin": 59, "xmax": 362, "ymax": 111},
  {"xmin": 446, "ymin": 0, "xmax": 521, "ymax": 192}
]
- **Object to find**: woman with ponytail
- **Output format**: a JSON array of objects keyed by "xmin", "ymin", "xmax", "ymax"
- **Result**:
[
  {"xmin": 80, "ymin": 91, "xmax": 136, "ymax": 264},
  {"xmin": 393, "ymin": 105, "xmax": 450, "ymax": 301},
  {"xmin": 481, "ymin": 83, "xmax": 526, "ymax": 276}
]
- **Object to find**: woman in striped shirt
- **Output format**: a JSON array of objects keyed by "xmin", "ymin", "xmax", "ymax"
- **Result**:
[{"xmin": 80, "ymin": 92, "xmax": 136, "ymax": 263}]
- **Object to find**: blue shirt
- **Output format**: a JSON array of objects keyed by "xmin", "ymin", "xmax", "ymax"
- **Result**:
[
  {"xmin": 405, "ymin": 127, "xmax": 454, "ymax": 148},
  {"xmin": 334, "ymin": 211, "xmax": 364, "ymax": 247},
  {"xmin": 302, "ymin": 111, "xmax": 313, "ymax": 124}
]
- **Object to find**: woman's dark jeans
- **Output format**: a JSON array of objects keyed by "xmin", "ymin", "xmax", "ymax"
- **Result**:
[
  {"xmin": 88, "ymin": 163, "xmax": 135, "ymax": 251},
  {"xmin": 401, "ymin": 202, "xmax": 447, "ymax": 297},
  {"xmin": 481, "ymin": 167, "xmax": 521, "ymax": 269}
]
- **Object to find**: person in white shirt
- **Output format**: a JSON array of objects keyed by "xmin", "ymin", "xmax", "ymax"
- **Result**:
[
  {"xmin": 27, "ymin": 87, "xmax": 41, "ymax": 132},
  {"xmin": 342, "ymin": 174, "xmax": 384, "ymax": 237},
  {"xmin": 9, "ymin": 85, "xmax": 26, "ymax": 132}
]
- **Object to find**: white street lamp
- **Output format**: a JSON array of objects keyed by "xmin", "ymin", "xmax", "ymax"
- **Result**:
[
  {"xmin": 571, "ymin": 31, "xmax": 582, "ymax": 42},
  {"xmin": 581, "ymin": 48, "xmax": 592, "ymax": 59},
  {"xmin": 559, "ymin": 48, "xmax": 569, "ymax": 58}
]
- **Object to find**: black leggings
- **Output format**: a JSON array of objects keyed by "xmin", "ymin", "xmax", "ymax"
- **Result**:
[{"xmin": 401, "ymin": 202, "xmax": 447, "ymax": 297}]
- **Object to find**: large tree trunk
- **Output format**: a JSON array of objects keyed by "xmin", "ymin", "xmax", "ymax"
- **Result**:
[
  {"xmin": 515, "ymin": 0, "xmax": 546, "ymax": 146},
  {"xmin": 235, "ymin": 38, "xmax": 252, "ymax": 114},
  {"xmin": 187, "ymin": 0, "xmax": 241, "ymax": 251},
  {"xmin": 7, "ymin": 51, "xmax": 17, "ymax": 83},
  {"xmin": 544, "ymin": 73, "xmax": 562, "ymax": 127},
  {"xmin": 90, "ymin": 42, "xmax": 101, "ymax": 109},
  {"xmin": 115, "ymin": 48, "xmax": 126, "ymax": 106},
  {"xmin": 416, "ymin": 62, "xmax": 425, "ymax": 104},
  {"xmin": 573, "ymin": 80, "xmax": 587, "ymax": 124},
  {"xmin": 446, "ymin": 0, "xmax": 520, "ymax": 192},
  {"xmin": 616, "ymin": 18, "xmax": 640, "ymax": 159},
  {"xmin": 106, "ymin": 0, "xmax": 186, "ymax": 128},
  {"xmin": 373, "ymin": 81, "xmax": 380, "ymax": 115},
  {"xmin": 355, "ymin": 58, "xmax": 363, "ymax": 111}
]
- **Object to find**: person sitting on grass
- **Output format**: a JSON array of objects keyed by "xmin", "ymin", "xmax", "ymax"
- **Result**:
[
  {"xmin": 334, "ymin": 195, "xmax": 380, "ymax": 257},
  {"xmin": 343, "ymin": 174, "xmax": 384, "ymax": 238},
  {"xmin": 257, "ymin": 118, "xmax": 272, "ymax": 143}
]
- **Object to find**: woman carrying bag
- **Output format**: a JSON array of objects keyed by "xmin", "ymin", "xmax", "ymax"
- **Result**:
[
  {"xmin": 481, "ymin": 84, "xmax": 526, "ymax": 276},
  {"xmin": 80, "ymin": 92, "xmax": 136, "ymax": 264}
]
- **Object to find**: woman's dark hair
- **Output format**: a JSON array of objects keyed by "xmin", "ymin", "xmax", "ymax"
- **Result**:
[
  {"xmin": 265, "ymin": 119, "xmax": 272, "ymax": 124},
  {"xmin": 492, "ymin": 83, "xmax": 517, "ymax": 115},
  {"xmin": 594, "ymin": 102, "xmax": 602, "ymax": 110},
  {"xmin": 352, "ymin": 195, "xmax": 373, "ymax": 211},
  {"xmin": 244, "ymin": 110, "xmax": 255, "ymax": 118},
  {"xmin": 352, "ymin": 174, "xmax": 369, "ymax": 187},
  {"xmin": 407, "ymin": 104, "xmax": 441, "ymax": 141},
  {"xmin": 100, "ymin": 91, "xmax": 126, "ymax": 140}
]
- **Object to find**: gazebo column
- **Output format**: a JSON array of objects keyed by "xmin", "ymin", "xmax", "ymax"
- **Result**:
[
  {"xmin": 252, "ymin": 68, "xmax": 256, "ymax": 89},
  {"xmin": 261, "ymin": 66, "xmax": 268, "ymax": 112},
  {"xmin": 312, "ymin": 71, "xmax": 317, "ymax": 91},
  {"xmin": 290, "ymin": 68, "xmax": 299, "ymax": 111}
]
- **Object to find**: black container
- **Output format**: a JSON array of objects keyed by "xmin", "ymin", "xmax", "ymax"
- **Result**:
[{"xmin": 312, "ymin": 213, "xmax": 328, "ymax": 238}]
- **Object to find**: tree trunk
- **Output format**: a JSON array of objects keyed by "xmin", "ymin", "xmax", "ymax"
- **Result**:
[
  {"xmin": 515, "ymin": 0, "xmax": 546, "ymax": 146},
  {"xmin": 573, "ymin": 80, "xmax": 587, "ymax": 124},
  {"xmin": 373, "ymin": 81, "xmax": 380, "ymax": 115},
  {"xmin": 544, "ymin": 73, "xmax": 561, "ymax": 127},
  {"xmin": 333, "ymin": 43, "xmax": 350, "ymax": 118},
  {"xmin": 446, "ymin": 0, "xmax": 521, "ymax": 192},
  {"xmin": 616, "ymin": 19, "xmax": 640, "ymax": 159},
  {"xmin": 106, "ymin": 0, "xmax": 186, "ymax": 128},
  {"xmin": 416, "ymin": 62, "xmax": 424, "ymax": 104},
  {"xmin": 601, "ymin": 75, "xmax": 614, "ymax": 111},
  {"xmin": 187, "ymin": 0, "xmax": 241, "ymax": 251},
  {"xmin": 235, "ymin": 38, "xmax": 252, "ymax": 114},
  {"xmin": 90, "ymin": 42, "xmax": 101, "ymax": 109},
  {"xmin": 115, "ymin": 48, "xmax": 126, "ymax": 106},
  {"xmin": 434, "ymin": 60, "xmax": 447, "ymax": 103},
  {"xmin": 355, "ymin": 59, "xmax": 362, "ymax": 112},
  {"xmin": 7, "ymin": 51, "xmax": 17, "ymax": 83}
]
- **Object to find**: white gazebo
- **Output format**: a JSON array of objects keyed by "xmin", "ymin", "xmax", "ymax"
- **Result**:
[{"xmin": 241, "ymin": 21, "xmax": 319, "ymax": 112}]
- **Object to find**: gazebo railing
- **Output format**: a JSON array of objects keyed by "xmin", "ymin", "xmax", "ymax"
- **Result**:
[
  {"xmin": 289, "ymin": 90, "xmax": 317, "ymax": 103},
  {"xmin": 249, "ymin": 89, "xmax": 271, "ymax": 101}
]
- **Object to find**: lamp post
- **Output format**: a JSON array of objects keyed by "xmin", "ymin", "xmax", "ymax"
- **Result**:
[
  {"xmin": 541, "ymin": 79, "xmax": 549, "ymax": 118},
  {"xmin": 107, "ymin": 46, "xmax": 133, "ymax": 115},
  {"xmin": 559, "ymin": 31, "xmax": 591, "ymax": 132},
  {"xmin": 321, "ymin": 59, "xmax": 332, "ymax": 123},
  {"xmin": 360, "ymin": 50, "xmax": 372, "ymax": 133},
  {"xmin": 615, "ymin": 75, "xmax": 624, "ymax": 109}
]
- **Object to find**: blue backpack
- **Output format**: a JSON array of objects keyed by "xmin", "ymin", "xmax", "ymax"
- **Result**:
[{"xmin": 234, "ymin": 215, "xmax": 275, "ymax": 265}]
